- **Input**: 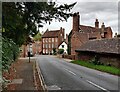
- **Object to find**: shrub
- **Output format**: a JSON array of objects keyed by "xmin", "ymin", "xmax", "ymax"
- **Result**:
[
  {"xmin": 2, "ymin": 37, "xmax": 20, "ymax": 71},
  {"xmin": 91, "ymin": 55, "xmax": 103, "ymax": 65},
  {"xmin": 58, "ymin": 49, "xmax": 64, "ymax": 54},
  {"xmin": 53, "ymin": 48, "xmax": 57, "ymax": 55}
]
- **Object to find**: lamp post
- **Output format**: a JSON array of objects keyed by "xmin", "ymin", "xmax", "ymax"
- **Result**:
[{"xmin": 28, "ymin": 43, "xmax": 30, "ymax": 63}]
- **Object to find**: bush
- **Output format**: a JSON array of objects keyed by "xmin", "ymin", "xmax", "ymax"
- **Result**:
[
  {"xmin": 58, "ymin": 49, "xmax": 64, "ymax": 54},
  {"xmin": 2, "ymin": 37, "xmax": 20, "ymax": 71},
  {"xmin": 53, "ymin": 48, "xmax": 57, "ymax": 55},
  {"xmin": 91, "ymin": 55, "xmax": 103, "ymax": 65}
]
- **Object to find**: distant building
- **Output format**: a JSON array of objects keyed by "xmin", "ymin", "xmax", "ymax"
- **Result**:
[
  {"xmin": 20, "ymin": 39, "xmax": 42, "ymax": 57},
  {"xmin": 68, "ymin": 12, "xmax": 113, "ymax": 55},
  {"xmin": 42, "ymin": 27, "xmax": 64, "ymax": 54},
  {"xmin": 58, "ymin": 41, "xmax": 68, "ymax": 54}
]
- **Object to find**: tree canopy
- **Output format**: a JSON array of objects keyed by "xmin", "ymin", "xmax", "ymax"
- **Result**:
[
  {"xmin": 33, "ymin": 32, "xmax": 42, "ymax": 41},
  {"xmin": 2, "ymin": 2, "xmax": 76, "ymax": 46}
]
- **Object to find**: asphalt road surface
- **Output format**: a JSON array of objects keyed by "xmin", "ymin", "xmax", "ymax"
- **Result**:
[{"xmin": 36, "ymin": 55, "xmax": 119, "ymax": 91}]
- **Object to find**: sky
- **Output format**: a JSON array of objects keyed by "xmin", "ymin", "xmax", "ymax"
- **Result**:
[{"xmin": 39, "ymin": 0, "xmax": 119, "ymax": 37}]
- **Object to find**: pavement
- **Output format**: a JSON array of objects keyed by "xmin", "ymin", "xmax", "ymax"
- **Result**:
[{"xmin": 10, "ymin": 57, "xmax": 37, "ymax": 90}]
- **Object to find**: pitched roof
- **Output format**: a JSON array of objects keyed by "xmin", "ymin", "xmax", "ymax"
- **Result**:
[
  {"xmin": 42, "ymin": 30, "xmax": 60, "ymax": 38},
  {"xmin": 79, "ymin": 25, "xmax": 111, "ymax": 33},
  {"xmin": 58, "ymin": 40, "xmax": 67, "ymax": 47},
  {"xmin": 73, "ymin": 31, "xmax": 89, "ymax": 44},
  {"xmin": 75, "ymin": 38, "xmax": 120, "ymax": 54}
]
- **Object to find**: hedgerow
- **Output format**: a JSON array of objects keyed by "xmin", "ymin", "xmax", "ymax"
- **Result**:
[{"xmin": 2, "ymin": 37, "xmax": 20, "ymax": 72}]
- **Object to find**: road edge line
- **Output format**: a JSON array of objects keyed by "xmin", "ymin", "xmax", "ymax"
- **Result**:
[{"xmin": 35, "ymin": 59, "xmax": 47, "ymax": 91}]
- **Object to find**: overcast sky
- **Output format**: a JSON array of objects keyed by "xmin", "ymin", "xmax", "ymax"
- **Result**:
[{"xmin": 39, "ymin": 0, "xmax": 119, "ymax": 37}]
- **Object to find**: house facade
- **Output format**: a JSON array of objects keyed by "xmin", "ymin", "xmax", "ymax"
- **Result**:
[
  {"xmin": 42, "ymin": 27, "xmax": 64, "ymax": 54},
  {"xmin": 68, "ymin": 12, "xmax": 113, "ymax": 55},
  {"xmin": 58, "ymin": 41, "xmax": 68, "ymax": 54}
]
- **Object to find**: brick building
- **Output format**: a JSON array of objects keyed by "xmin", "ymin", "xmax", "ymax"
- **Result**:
[
  {"xmin": 20, "ymin": 40, "xmax": 42, "ymax": 57},
  {"xmin": 68, "ymin": 12, "xmax": 113, "ymax": 55},
  {"xmin": 42, "ymin": 27, "xmax": 64, "ymax": 54}
]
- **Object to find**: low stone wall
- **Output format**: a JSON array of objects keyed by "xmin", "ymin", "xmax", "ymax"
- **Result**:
[
  {"xmin": 75, "ymin": 51, "xmax": 120, "ymax": 68},
  {"xmin": 62, "ymin": 55, "xmax": 75, "ymax": 60}
]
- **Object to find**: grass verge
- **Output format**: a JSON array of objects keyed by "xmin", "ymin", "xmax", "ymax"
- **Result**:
[{"xmin": 71, "ymin": 60, "xmax": 120, "ymax": 76}]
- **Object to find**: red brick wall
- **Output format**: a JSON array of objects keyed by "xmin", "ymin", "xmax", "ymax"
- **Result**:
[
  {"xmin": 71, "ymin": 33, "xmax": 84, "ymax": 55},
  {"xmin": 105, "ymin": 27, "xmax": 113, "ymax": 38},
  {"xmin": 20, "ymin": 45, "xmax": 27, "ymax": 57},
  {"xmin": 42, "ymin": 37, "xmax": 58, "ymax": 54},
  {"xmin": 32, "ymin": 41, "xmax": 42, "ymax": 55}
]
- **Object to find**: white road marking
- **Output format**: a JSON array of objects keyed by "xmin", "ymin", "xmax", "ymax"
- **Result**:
[
  {"xmin": 64, "ymin": 68, "xmax": 76, "ymax": 75},
  {"xmin": 47, "ymin": 85, "xmax": 61, "ymax": 90},
  {"xmin": 86, "ymin": 80, "xmax": 110, "ymax": 92}
]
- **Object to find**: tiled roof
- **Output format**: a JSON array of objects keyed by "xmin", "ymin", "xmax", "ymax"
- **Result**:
[
  {"xmin": 74, "ymin": 32, "xmax": 89, "ymax": 44},
  {"xmin": 79, "ymin": 25, "xmax": 111, "ymax": 33},
  {"xmin": 42, "ymin": 30, "xmax": 60, "ymax": 38},
  {"xmin": 75, "ymin": 38, "xmax": 120, "ymax": 54}
]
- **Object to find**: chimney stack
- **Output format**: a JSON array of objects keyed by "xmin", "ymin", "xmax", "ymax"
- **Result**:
[
  {"xmin": 73, "ymin": 12, "xmax": 80, "ymax": 32},
  {"xmin": 101, "ymin": 22, "xmax": 105, "ymax": 32},
  {"xmin": 95, "ymin": 19, "xmax": 99, "ymax": 28}
]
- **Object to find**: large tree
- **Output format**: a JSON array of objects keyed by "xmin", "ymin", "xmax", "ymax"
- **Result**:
[{"xmin": 2, "ymin": 2, "xmax": 76, "ymax": 46}]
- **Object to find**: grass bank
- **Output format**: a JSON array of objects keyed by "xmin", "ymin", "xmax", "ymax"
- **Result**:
[{"xmin": 71, "ymin": 60, "xmax": 120, "ymax": 76}]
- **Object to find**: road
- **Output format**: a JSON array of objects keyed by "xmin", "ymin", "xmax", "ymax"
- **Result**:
[{"xmin": 36, "ymin": 55, "xmax": 119, "ymax": 91}]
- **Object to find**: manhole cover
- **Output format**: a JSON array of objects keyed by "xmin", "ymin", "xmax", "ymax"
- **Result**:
[{"xmin": 47, "ymin": 85, "xmax": 61, "ymax": 90}]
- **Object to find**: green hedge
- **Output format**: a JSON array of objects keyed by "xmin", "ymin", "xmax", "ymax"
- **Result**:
[
  {"xmin": 2, "ymin": 37, "xmax": 20, "ymax": 71},
  {"xmin": 58, "ymin": 49, "xmax": 64, "ymax": 54}
]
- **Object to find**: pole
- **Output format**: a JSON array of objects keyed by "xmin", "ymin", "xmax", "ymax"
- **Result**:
[{"xmin": 29, "ymin": 43, "xmax": 30, "ymax": 63}]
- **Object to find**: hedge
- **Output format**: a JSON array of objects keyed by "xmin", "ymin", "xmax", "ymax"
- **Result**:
[{"xmin": 2, "ymin": 37, "xmax": 20, "ymax": 71}]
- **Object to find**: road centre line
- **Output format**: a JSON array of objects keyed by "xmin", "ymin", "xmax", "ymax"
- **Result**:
[
  {"xmin": 86, "ymin": 80, "xmax": 110, "ymax": 92},
  {"xmin": 64, "ymin": 68, "xmax": 110, "ymax": 92},
  {"xmin": 64, "ymin": 68, "xmax": 76, "ymax": 75}
]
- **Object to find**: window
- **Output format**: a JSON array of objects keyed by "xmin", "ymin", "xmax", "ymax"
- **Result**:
[
  {"xmin": 52, "ymin": 44, "xmax": 54, "ymax": 48},
  {"xmin": 52, "ymin": 38, "xmax": 54, "ymax": 42},
  {"xmin": 62, "ymin": 45, "xmax": 64, "ymax": 48},
  {"xmin": 56, "ymin": 38, "xmax": 58, "ymax": 42},
  {"xmin": 43, "ymin": 39, "xmax": 45, "ymax": 42},
  {"xmin": 49, "ymin": 44, "xmax": 51, "ymax": 48},
  {"xmin": 43, "ymin": 49, "xmax": 45, "ymax": 53},
  {"xmin": 49, "ymin": 38, "xmax": 51, "ymax": 42},
  {"xmin": 43, "ymin": 44, "xmax": 44, "ymax": 48},
  {"xmin": 46, "ymin": 49, "xmax": 48, "ymax": 53},
  {"xmin": 46, "ymin": 44, "xmax": 48, "ymax": 48},
  {"xmin": 46, "ymin": 38, "xmax": 48, "ymax": 42}
]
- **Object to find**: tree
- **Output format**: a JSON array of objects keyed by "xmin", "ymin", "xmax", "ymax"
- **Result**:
[
  {"xmin": 2, "ymin": 2, "xmax": 76, "ymax": 46},
  {"xmin": 33, "ymin": 32, "xmax": 42, "ymax": 41}
]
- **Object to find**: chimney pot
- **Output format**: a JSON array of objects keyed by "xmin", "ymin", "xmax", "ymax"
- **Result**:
[{"xmin": 95, "ymin": 19, "xmax": 99, "ymax": 28}]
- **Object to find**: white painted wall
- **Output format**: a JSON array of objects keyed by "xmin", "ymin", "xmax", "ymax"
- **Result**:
[{"xmin": 58, "ymin": 42, "xmax": 68, "ymax": 54}]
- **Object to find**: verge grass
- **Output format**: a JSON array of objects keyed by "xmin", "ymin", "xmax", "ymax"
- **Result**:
[{"xmin": 71, "ymin": 60, "xmax": 120, "ymax": 76}]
